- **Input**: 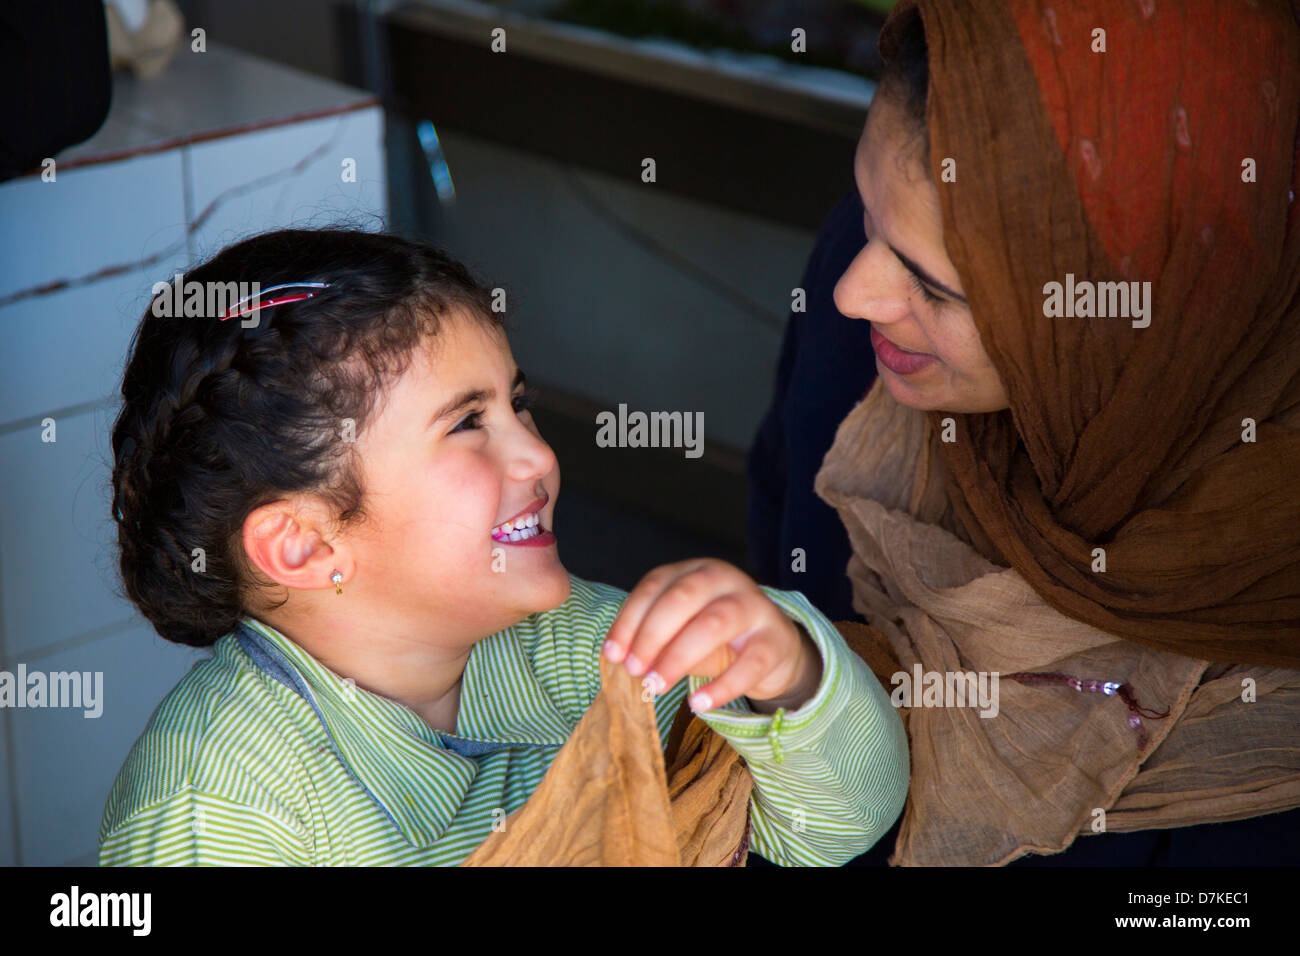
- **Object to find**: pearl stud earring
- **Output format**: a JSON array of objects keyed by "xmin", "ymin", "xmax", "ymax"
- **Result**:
[{"xmin": 330, "ymin": 569, "xmax": 343, "ymax": 595}]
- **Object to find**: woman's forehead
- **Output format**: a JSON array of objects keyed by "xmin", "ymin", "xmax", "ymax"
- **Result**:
[
  {"xmin": 854, "ymin": 99, "xmax": 954, "ymax": 282},
  {"xmin": 856, "ymin": 97, "xmax": 936, "ymax": 203}
]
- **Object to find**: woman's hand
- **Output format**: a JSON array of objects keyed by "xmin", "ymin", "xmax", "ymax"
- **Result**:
[{"xmin": 602, "ymin": 559, "xmax": 822, "ymax": 713}]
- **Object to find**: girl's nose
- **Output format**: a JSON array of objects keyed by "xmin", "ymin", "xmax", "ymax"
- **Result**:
[
  {"xmin": 833, "ymin": 241, "xmax": 910, "ymax": 325},
  {"xmin": 507, "ymin": 418, "xmax": 558, "ymax": 481}
]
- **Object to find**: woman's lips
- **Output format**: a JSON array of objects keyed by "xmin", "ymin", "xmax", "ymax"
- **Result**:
[{"xmin": 870, "ymin": 325, "xmax": 938, "ymax": 375}]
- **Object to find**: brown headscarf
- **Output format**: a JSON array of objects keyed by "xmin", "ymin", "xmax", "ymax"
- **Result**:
[
  {"xmin": 814, "ymin": 0, "xmax": 1300, "ymax": 865},
  {"xmin": 896, "ymin": 0, "xmax": 1300, "ymax": 666}
]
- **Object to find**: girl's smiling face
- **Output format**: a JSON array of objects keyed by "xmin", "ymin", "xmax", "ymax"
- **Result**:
[
  {"xmin": 833, "ymin": 92, "xmax": 1009, "ymax": 413},
  {"xmin": 342, "ymin": 308, "xmax": 569, "ymax": 638}
]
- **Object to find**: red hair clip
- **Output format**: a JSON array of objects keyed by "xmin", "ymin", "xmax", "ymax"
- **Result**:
[{"xmin": 215, "ymin": 282, "xmax": 331, "ymax": 321}]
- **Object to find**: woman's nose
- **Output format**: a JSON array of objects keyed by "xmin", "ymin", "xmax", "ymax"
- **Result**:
[{"xmin": 833, "ymin": 242, "xmax": 910, "ymax": 325}]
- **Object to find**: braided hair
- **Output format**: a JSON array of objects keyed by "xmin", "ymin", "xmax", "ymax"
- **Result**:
[{"xmin": 110, "ymin": 228, "xmax": 504, "ymax": 647}]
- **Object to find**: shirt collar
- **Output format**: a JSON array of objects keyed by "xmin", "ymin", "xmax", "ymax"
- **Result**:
[{"xmin": 234, "ymin": 614, "xmax": 574, "ymax": 847}]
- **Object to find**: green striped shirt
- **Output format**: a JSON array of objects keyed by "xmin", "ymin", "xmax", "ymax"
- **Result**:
[{"xmin": 99, "ymin": 576, "xmax": 908, "ymax": 866}]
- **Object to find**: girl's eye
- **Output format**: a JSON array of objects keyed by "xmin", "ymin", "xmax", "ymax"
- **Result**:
[
  {"xmin": 906, "ymin": 270, "xmax": 944, "ymax": 306},
  {"xmin": 513, "ymin": 386, "xmax": 539, "ymax": 415},
  {"xmin": 450, "ymin": 410, "xmax": 484, "ymax": 433},
  {"xmin": 449, "ymin": 387, "xmax": 539, "ymax": 434}
]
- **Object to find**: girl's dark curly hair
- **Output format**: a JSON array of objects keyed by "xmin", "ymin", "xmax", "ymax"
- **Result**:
[{"xmin": 110, "ymin": 228, "xmax": 504, "ymax": 647}]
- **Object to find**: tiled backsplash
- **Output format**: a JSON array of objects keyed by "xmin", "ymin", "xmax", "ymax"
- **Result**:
[{"xmin": 0, "ymin": 42, "xmax": 384, "ymax": 866}]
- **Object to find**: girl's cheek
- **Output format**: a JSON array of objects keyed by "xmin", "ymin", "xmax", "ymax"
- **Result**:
[{"xmin": 446, "ymin": 454, "xmax": 504, "ymax": 514}]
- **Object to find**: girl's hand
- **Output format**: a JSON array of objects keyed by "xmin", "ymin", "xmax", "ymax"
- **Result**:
[{"xmin": 602, "ymin": 559, "xmax": 822, "ymax": 713}]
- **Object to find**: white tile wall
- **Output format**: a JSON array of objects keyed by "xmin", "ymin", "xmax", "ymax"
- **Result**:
[
  {"xmin": 7, "ymin": 623, "xmax": 210, "ymax": 866},
  {"xmin": 1, "ymin": 99, "xmax": 385, "ymax": 867},
  {"xmin": 0, "ymin": 269, "xmax": 184, "ymax": 429},
  {"xmin": 0, "ymin": 407, "xmax": 137, "ymax": 661},
  {"xmin": 0, "ymin": 151, "xmax": 188, "ymax": 304},
  {"xmin": 187, "ymin": 108, "xmax": 386, "ymax": 259}
]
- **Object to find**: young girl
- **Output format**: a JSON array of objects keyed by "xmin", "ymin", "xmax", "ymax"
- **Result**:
[{"xmin": 99, "ymin": 228, "xmax": 909, "ymax": 866}]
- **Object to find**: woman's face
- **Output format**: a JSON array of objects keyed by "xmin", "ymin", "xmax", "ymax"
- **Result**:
[{"xmin": 834, "ymin": 91, "xmax": 1010, "ymax": 413}]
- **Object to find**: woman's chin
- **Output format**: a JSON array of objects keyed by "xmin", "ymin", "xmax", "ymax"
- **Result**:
[
  {"xmin": 879, "ymin": 361, "xmax": 1009, "ymax": 414},
  {"xmin": 880, "ymin": 361, "xmax": 944, "ymax": 411}
]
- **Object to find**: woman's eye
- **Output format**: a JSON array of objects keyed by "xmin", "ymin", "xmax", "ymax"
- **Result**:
[{"xmin": 907, "ymin": 271, "xmax": 944, "ymax": 305}]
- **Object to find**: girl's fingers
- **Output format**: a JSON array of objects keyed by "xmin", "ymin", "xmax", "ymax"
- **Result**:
[
  {"xmin": 619, "ymin": 564, "xmax": 728, "ymax": 678},
  {"xmin": 603, "ymin": 561, "xmax": 698, "ymax": 664},
  {"xmin": 689, "ymin": 633, "xmax": 781, "ymax": 713},
  {"xmin": 636, "ymin": 594, "xmax": 752, "ymax": 694}
]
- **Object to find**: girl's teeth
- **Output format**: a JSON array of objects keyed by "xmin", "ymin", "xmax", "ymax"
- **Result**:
[{"xmin": 492, "ymin": 513, "xmax": 543, "ymax": 540}]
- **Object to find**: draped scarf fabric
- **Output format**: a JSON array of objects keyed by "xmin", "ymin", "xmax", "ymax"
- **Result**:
[
  {"xmin": 814, "ymin": 0, "xmax": 1300, "ymax": 865},
  {"xmin": 461, "ymin": 651, "xmax": 752, "ymax": 866},
  {"xmin": 818, "ymin": 384, "xmax": 1300, "ymax": 865},
  {"xmin": 899, "ymin": 0, "xmax": 1300, "ymax": 664}
]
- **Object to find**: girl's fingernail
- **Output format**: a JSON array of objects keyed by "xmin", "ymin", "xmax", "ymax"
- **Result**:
[
  {"xmin": 603, "ymin": 639, "xmax": 622, "ymax": 661},
  {"xmin": 624, "ymin": 653, "xmax": 643, "ymax": 676},
  {"xmin": 689, "ymin": 692, "xmax": 712, "ymax": 713}
]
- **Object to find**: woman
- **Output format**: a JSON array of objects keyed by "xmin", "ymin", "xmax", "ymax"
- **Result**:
[{"xmin": 751, "ymin": 0, "xmax": 1300, "ymax": 865}]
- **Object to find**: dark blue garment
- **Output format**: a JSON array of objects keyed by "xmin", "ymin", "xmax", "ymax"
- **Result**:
[
  {"xmin": 747, "ymin": 805, "xmax": 1300, "ymax": 866},
  {"xmin": 744, "ymin": 188, "xmax": 1300, "ymax": 867},
  {"xmin": 746, "ymin": 188, "xmax": 875, "ymax": 623}
]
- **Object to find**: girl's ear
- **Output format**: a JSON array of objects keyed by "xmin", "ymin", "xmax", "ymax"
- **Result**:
[{"xmin": 241, "ymin": 500, "xmax": 352, "ymax": 593}]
